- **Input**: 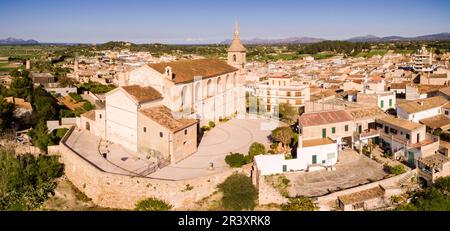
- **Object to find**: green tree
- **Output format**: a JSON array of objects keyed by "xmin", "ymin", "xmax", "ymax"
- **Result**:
[
  {"xmin": 281, "ymin": 197, "xmax": 319, "ymax": 211},
  {"xmin": 0, "ymin": 147, "xmax": 64, "ymax": 211},
  {"xmin": 271, "ymin": 127, "xmax": 294, "ymax": 148},
  {"xmin": 218, "ymin": 174, "xmax": 257, "ymax": 211},
  {"xmin": 277, "ymin": 103, "xmax": 298, "ymax": 125},
  {"xmin": 0, "ymin": 96, "xmax": 15, "ymax": 131},
  {"xmin": 246, "ymin": 142, "xmax": 266, "ymax": 163},
  {"xmin": 134, "ymin": 197, "xmax": 172, "ymax": 211},
  {"xmin": 225, "ymin": 153, "xmax": 246, "ymax": 168}
]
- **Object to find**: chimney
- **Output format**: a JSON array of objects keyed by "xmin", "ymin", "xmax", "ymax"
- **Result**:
[{"xmin": 165, "ymin": 66, "xmax": 173, "ymax": 80}]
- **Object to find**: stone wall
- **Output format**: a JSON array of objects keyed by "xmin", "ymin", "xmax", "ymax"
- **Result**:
[
  {"xmin": 50, "ymin": 126, "xmax": 241, "ymax": 210},
  {"xmin": 316, "ymin": 170, "xmax": 417, "ymax": 205}
]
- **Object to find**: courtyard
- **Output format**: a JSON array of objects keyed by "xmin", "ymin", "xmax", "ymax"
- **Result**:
[{"xmin": 281, "ymin": 150, "xmax": 388, "ymax": 197}]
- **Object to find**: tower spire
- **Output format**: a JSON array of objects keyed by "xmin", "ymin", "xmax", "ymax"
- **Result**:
[{"xmin": 234, "ymin": 17, "xmax": 240, "ymax": 39}]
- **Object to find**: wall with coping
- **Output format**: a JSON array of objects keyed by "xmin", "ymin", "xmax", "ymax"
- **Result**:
[{"xmin": 50, "ymin": 126, "xmax": 240, "ymax": 210}]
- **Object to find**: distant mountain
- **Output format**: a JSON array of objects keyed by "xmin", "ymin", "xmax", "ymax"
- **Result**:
[
  {"xmin": 347, "ymin": 35, "xmax": 381, "ymax": 42},
  {"xmin": 347, "ymin": 33, "xmax": 450, "ymax": 42},
  {"xmin": 0, "ymin": 37, "xmax": 39, "ymax": 44},
  {"xmin": 221, "ymin": 36, "xmax": 325, "ymax": 45},
  {"xmin": 220, "ymin": 33, "xmax": 450, "ymax": 45}
]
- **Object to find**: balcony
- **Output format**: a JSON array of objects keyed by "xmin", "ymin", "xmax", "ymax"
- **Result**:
[{"xmin": 354, "ymin": 129, "xmax": 380, "ymax": 141}]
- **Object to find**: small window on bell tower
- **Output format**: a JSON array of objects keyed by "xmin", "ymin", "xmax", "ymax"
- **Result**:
[{"xmin": 233, "ymin": 54, "xmax": 237, "ymax": 62}]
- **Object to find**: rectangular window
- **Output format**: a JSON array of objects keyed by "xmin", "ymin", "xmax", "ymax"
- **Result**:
[
  {"xmin": 143, "ymin": 127, "xmax": 146, "ymax": 133},
  {"xmin": 159, "ymin": 132, "xmax": 163, "ymax": 138},
  {"xmin": 384, "ymin": 126, "xmax": 389, "ymax": 134},
  {"xmin": 287, "ymin": 91, "xmax": 291, "ymax": 97},
  {"xmin": 282, "ymin": 165, "xmax": 287, "ymax": 172},
  {"xmin": 327, "ymin": 153, "xmax": 335, "ymax": 160},
  {"xmin": 345, "ymin": 125, "xmax": 348, "ymax": 132},
  {"xmin": 389, "ymin": 128, "xmax": 397, "ymax": 134},
  {"xmin": 380, "ymin": 100, "xmax": 384, "ymax": 108},
  {"xmin": 312, "ymin": 155, "xmax": 317, "ymax": 164},
  {"xmin": 332, "ymin": 127, "xmax": 336, "ymax": 134},
  {"xmin": 184, "ymin": 129, "xmax": 187, "ymax": 135},
  {"xmin": 389, "ymin": 99, "xmax": 393, "ymax": 107},
  {"xmin": 406, "ymin": 133, "xmax": 410, "ymax": 140},
  {"xmin": 322, "ymin": 128, "xmax": 326, "ymax": 138},
  {"xmin": 295, "ymin": 91, "xmax": 302, "ymax": 97},
  {"xmin": 446, "ymin": 111, "xmax": 449, "ymax": 115}
]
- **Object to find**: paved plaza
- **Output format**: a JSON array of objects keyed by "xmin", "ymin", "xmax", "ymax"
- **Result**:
[
  {"xmin": 150, "ymin": 117, "xmax": 280, "ymax": 180},
  {"xmin": 64, "ymin": 117, "xmax": 281, "ymax": 180}
]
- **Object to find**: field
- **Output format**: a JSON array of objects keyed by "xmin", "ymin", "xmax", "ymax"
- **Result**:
[{"xmin": 0, "ymin": 45, "xmax": 66, "ymax": 60}]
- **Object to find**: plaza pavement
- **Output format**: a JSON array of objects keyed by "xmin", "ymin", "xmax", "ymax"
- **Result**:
[{"xmin": 64, "ymin": 116, "xmax": 282, "ymax": 180}]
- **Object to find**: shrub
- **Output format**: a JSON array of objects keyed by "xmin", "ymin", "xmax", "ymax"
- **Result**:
[
  {"xmin": 280, "ymin": 197, "xmax": 319, "ymax": 211},
  {"xmin": 68, "ymin": 92, "xmax": 83, "ymax": 103},
  {"xmin": 209, "ymin": 121, "xmax": 216, "ymax": 128},
  {"xmin": 0, "ymin": 148, "xmax": 64, "ymax": 210},
  {"xmin": 134, "ymin": 197, "xmax": 172, "ymax": 211},
  {"xmin": 218, "ymin": 174, "xmax": 257, "ymax": 211},
  {"xmin": 201, "ymin": 125, "xmax": 210, "ymax": 132},
  {"xmin": 225, "ymin": 153, "xmax": 246, "ymax": 168},
  {"xmin": 248, "ymin": 142, "xmax": 266, "ymax": 157},
  {"xmin": 384, "ymin": 164, "xmax": 406, "ymax": 175}
]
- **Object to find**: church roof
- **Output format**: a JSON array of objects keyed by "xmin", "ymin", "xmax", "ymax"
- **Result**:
[
  {"xmin": 148, "ymin": 59, "xmax": 238, "ymax": 84},
  {"xmin": 140, "ymin": 105, "xmax": 198, "ymax": 132},
  {"xmin": 121, "ymin": 85, "xmax": 162, "ymax": 104}
]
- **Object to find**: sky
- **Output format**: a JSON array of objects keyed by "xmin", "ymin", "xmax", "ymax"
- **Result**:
[{"xmin": 1, "ymin": 0, "xmax": 450, "ymax": 44}]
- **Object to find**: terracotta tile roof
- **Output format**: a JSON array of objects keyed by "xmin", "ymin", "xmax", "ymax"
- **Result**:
[
  {"xmin": 376, "ymin": 116, "xmax": 423, "ymax": 131},
  {"xmin": 443, "ymin": 102, "xmax": 450, "ymax": 110},
  {"xmin": 419, "ymin": 114, "xmax": 450, "ymax": 130},
  {"xmin": 397, "ymin": 96, "xmax": 448, "ymax": 114},
  {"xmin": 390, "ymin": 83, "xmax": 406, "ymax": 89},
  {"xmin": 302, "ymin": 137, "xmax": 335, "ymax": 147},
  {"xmin": 140, "ymin": 105, "xmax": 198, "ymax": 132},
  {"xmin": 347, "ymin": 107, "xmax": 387, "ymax": 120},
  {"xmin": 439, "ymin": 140, "xmax": 450, "ymax": 149},
  {"xmin": 338, "ymin": 186, "xmax": 385, "ymax": 205},
  {"xmin": 121, "ymin": 85, "xmax": 162, "ymax": 104},
  {"xmin": 413, "ymin": 84, "xmax": 446, "ymax": 94},
  {"xmin": 429, "ymin": 73, "xmax": 447, "ymax": 79},
  {"xmin": 418, "ymin": 154, "xmax": 449, "ymax": 168},
  {"xmin": 148, "ymin": 59, "xmax": 238, "ymax": 84},
  {"xmin": 300, "ymin": 110, "xmax": 353, "ymax": 127},
  {"xmin": 439, "ymin": 86, "xmax": 450, "ymax": 97},
  {"xmin": 81, "ymin": 110, "xmax": 96, "ymax": 121},
  {"xmin": 6, "ymin": 97, "xmax": 32, "ymax": 110}
]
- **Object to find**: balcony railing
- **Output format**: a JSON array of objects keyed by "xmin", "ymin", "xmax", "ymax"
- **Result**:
[{"xmin": 354, "ymin": 129, "xmax": 380, "ymax": 140}]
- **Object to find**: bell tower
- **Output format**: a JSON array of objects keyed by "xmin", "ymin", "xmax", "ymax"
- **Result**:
[{"xmin": 227, "ymin": 18, "xmax": 246, "ymax": 70}]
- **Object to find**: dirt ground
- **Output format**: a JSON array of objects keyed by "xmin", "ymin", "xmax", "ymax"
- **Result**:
[{"xmin": 42, "ymin": 176, "xmax": 118, "ymax": 211}]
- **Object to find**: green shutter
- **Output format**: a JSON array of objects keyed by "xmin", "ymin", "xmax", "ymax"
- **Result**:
[
  {"xmin": 332, "ymin": 127, "xmax": 336, "ymax": 134},
  {"xmin": 380, "ymin": 100, "xmax": 384, "ymax": 108},
  {"xmin": 389, "ymin": 99, "xmax": 392, "ymax": 107},
  {"xmin": 312, "ymin": 155, "xmax": 317, "ymax": 164},
  {"xmin": 345, "ymin": 125, "xmax": 348, "ymax": 132},
  {"xmin": 282, "ymin": 165, "xmax": 287, "ymax": 172},
  {"xmin": 322, "ymin": 128, "xmax": 326, "ymax": 138}
]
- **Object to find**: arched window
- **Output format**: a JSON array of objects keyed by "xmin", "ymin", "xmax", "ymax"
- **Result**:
[
  {"xmin": 207, "ymin": 79, "xmax": 213, "ymax": 97},
  {"xmin": 233, "ymin": 54, "xmax": 237, "ymax": 62},
  {"xmin": 217, "ymin": 77, "xmax": 222, "ymax": 93},
  {"xmin": 181, "ymin": 86, "xmax": 187, "ymax": 107},
  {"xmin": 195, "ymin": 82, "xmax": 201, "ymax": 101},
  {"xmin": 85, "ymin": 122, "xmax": 90, "ymax": 131},
  {"xmin": 226, "ymin": 75, "xmax": 230, "ymax": 90},
  {"xmin": 233, "ymin": 73, "xmax": 237, "ymax": 87}
]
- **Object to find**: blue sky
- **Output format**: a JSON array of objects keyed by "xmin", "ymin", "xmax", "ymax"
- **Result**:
[{"xmin": 0, "ymin": 0, "xmax": 449, "ymax": 44}]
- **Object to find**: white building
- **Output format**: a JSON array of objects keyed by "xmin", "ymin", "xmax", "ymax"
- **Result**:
[
  {"xmin": 396, "ymin": 96, "xmax": 448, "ymax": 123},
  {"xmin": 254, "ymin": 73, "xmax": 310, "ymax": 113}
]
